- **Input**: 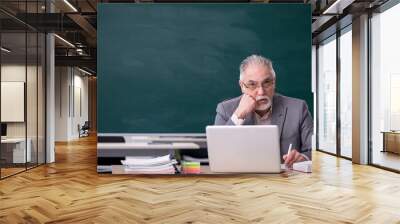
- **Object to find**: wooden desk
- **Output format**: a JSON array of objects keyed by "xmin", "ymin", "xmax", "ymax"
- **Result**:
[
  {"xmin": 382, "ymin": 131, "xmax": 400, "ymax": 154},
  {"xmin": 1, "ymin": 138, "xmax": 31, "ymax": 163},
  {"xmin": 111, "ymin": 165, "xmax": 299, "ymax": 176}
]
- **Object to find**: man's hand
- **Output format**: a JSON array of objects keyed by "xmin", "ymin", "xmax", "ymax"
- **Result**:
[
  {"xmin": 234, "ymin": 94, "xmax": 256, "ymax": 119},
  {"xmin": 282, "ymin": 149, "xmax": 306, "ymax": 168}
]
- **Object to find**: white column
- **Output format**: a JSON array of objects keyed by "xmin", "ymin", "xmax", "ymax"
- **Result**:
[
  {"xmin": 312, "ymin": 45, "xmax": 317, "ymax": 150},
  {"xmin": 45, "ymin": 1, "xmax": 55, "ymax": 163},
  {"xmin": 46, "ymin": 33, "xmax": 55, "ymax": 163},
  {"xmin": 352, "ymin": 14, "xmax": 369, "ymax": 164}
]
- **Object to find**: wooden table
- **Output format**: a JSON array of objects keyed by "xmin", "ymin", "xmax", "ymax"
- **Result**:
[
  {"xmin": 111, "ymin": 165, "xmax": 299, "ymax": 176},
  {"xmin": 382, "ymin": 131, "xmax": 400, "ymax": 154},
  {"xmin": 0, "ymin": 138, "xmax": 32, "ymax": 164}
]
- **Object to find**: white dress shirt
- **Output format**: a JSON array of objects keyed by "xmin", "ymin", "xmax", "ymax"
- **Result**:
[{"xmin": 230, "ymin": 107, "xmax": 272, "ymax": 126}]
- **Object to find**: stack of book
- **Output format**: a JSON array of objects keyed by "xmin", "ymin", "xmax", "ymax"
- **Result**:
[{"xmin": 121, "ymin": 154, "xmax": 177, "ymax": 174}]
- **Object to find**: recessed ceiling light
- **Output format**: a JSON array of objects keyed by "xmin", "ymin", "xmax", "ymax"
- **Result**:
[
  {"xmin": 78, "ymin": 67, "xmax": 92, "ymax": 76},
  {"xmin": 1, "ymin": 47, "xmax": 11, "ymax": 53},
  {"xmin": 322, "ymin": 0, "xmax": 354, "ymax": 15},
  {"xmin": 63, "ymin": 0, "xmax": 78, "ymax": 12},
  {"xmin": 54, "ymin": 34, "xmax": 75, "ymax": 48}
]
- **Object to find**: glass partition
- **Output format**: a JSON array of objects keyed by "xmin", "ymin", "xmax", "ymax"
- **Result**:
[
  {"xmin": 38, "ymin": 32, "xmax": 45, "ymax": 165},
  {"xmin": 0, "ymin": 1, "xmax": 46, "ymax": 178},
  {"xmin": 27, "ymin": 30, "xmax": 38, "ymax": 169},
  {"xmin": 339, "ymin": 27, "xmax": 352, "ymax": 158},
  {"xmin": 371, "ymin": 3, "xmax": 400, "ymax": 171},
  {"xmin": 317, "ymin": 35, "xmax": 337, "ymax": 154},
  {"xmin": 1, "ymin": 30, "xmax": 28, "ymax": 177}
]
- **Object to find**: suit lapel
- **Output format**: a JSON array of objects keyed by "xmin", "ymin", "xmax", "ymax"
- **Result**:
[{"xmin": 271, "ymin": 95, "xmax": 287, "ymax": 138}]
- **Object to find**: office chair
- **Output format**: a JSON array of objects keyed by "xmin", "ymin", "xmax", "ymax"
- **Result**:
[{"xmin": 79, "ymin": 121, "xmax": 90, "ymax": 138}]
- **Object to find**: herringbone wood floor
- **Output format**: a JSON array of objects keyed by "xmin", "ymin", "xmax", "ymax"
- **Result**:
[{"xmin": 1, "ymin": 135, "xmax": 400, "ymax": 224}]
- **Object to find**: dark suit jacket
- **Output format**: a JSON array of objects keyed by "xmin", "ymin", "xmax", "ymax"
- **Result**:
[{"xmin": 214, "ymin": 93, "xmax": 313, "ymax": 160}]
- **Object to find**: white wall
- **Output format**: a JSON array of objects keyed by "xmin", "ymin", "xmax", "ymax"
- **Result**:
[
  {"xmin": 55, "ymin": 66, "xmax": 70, "ymax": 141},
  {"xmin": 55, "ymin": 67, "xmax": 89, "ymax": 141},
  {"xmin": 72, "ymin": 73, "xmax": 89, "ymax": 138},
  {"xmin": 1, "ymin": 82, "xmax": 25, "ymax": 122}
]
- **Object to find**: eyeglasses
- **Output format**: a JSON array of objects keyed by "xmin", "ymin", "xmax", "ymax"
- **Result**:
[{"xmin": 241, "ymin": 79, "xmax": 275, "ymax": 91}]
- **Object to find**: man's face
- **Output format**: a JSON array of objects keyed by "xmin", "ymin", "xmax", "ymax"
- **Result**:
[{"xmin": 240, "ymin": 63, "xmax": 276, "ymax": 111}]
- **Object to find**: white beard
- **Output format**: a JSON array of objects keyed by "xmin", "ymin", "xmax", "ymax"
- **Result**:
[{"xmin": 255, "ymin": 95, "xmax": 272, "ymax": 111}]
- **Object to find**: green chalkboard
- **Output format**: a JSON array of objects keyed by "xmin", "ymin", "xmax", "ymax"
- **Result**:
[{"xmin": 98, "ymin": 4, "xmax": 312, "ymax": 134}]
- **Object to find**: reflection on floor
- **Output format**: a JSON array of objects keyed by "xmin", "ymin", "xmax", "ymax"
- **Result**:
[
  {"xmin": 0, "ymin": 163, "xmax": 40, "ymax": 178},
  {"xmin": 372, "ymin": 151, "xmax": 400, "ymax": 171},
  {"xmin": 0, "ymin": 135, "xmax": 400, "ymax": 223},
  {"xmin": 0, "ymin": 167, "xmax": 25, "ymax": 177}
]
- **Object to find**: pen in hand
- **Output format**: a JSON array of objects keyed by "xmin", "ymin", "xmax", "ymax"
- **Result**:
[{"xmin": 285, "ymin": 143, "xmax": 292, "ymax": 169}]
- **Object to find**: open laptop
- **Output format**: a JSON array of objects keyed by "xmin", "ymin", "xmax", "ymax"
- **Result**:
[{"xmin": 206, "ymin": 125, "xmax": 282, "ymax": 173}]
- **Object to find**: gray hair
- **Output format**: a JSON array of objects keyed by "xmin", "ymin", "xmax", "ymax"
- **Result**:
[{"xmin": 239, "ymin": 55, "xmax": 276, "ymax": 80}]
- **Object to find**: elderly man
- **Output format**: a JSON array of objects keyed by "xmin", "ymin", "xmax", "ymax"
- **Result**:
[{"xmin": 214, "ymin": 55, "xmax": 313, "ymax": 167}]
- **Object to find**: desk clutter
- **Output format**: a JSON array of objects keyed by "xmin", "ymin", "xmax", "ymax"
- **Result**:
[
  {"xmin": 280, "ymin": 161, "xmax": 312, "ymax": 173},
  {"xmin": 117, "ymin": 154, "xmax": 312, "ymax": 174},
  {"xmin": 120, "ymin": 154, "xmax": 205, "ymax": 174},
  {"xmin": 181, "ymin": 161, "xmax": 201, "ymax": 174},
  {"xmin": 121, "ymin": 154, "xmax": 177, "ymax": 174},
  {"xmin": 98, "ymin": 134, "xmax": 312, "ymax": 175},
  {"xmin": 97, "ymin": 134, "xmax": 208, "ymax": 174}
]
